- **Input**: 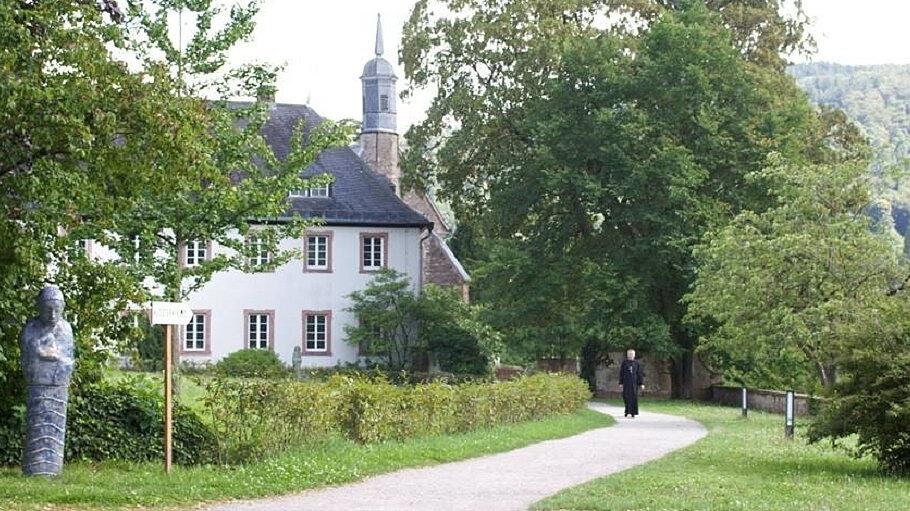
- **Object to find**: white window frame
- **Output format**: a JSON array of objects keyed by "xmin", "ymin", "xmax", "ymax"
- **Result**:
[
  {"xmin": 306, "ymin": 235, "xmax": 329, "ymax": 270},
  {"xmin": 361, "ymin": 235, "xmax": 386, "ymax": 271},
  {"xmin": 131, "ymin": 235, "xmax": 141, "ymax": 263},
  {"xmin": 289, "ymin": 183, "xmax": 330, "ymax": 198},
  {"xmin": 184, "ymin": 240, "xmax": 207, "ymax": 267},
  {"xmin": 247, "ymin": 236, "xmax": 271, "ymax": 268},
  {"xmin": 305, "ymin": 313, "xmax": 328, "ymax": 353},
  {"xmin": 184, "ymin": 313, "xmax": 206, "ymax": 352},
  {"xmin": 246, "ymin": 312, "xmax": 271, "ymax": 350}
]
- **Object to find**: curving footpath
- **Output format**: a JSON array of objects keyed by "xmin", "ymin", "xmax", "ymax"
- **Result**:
[{"xmin": 202, "ymin": 402, "xmax": 706, "ymax": 511}]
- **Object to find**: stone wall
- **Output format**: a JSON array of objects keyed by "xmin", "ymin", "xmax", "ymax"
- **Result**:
[
  {"xmin": 594, "ymin": 353, "xmax": 673, "ymax": 398},
  {"xmin": 711, "ymin": 385, "xmax": 813, "ymax": 416}
]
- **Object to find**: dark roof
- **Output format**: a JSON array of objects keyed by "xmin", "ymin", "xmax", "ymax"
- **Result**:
[{"xmin": 248, "ymin": 102, "xmax": 430, "ymax": 228}]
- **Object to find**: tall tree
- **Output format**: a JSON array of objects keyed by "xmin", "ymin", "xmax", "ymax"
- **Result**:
[
  {"xmin": 0, "ymin": 0, "xmax": 189, "ymax": 405},
  {"xmin": 401, "ymin": 0, "xmax": 847, "ymax": 394},
  {"xmin": 686, "ymin": 156, "xmax": 901, "ymax": 390}
]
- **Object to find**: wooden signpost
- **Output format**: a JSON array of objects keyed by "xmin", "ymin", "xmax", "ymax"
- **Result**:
[{"xmin": 149, "ymin": 301, "xmax": 194, "ymax": 474}]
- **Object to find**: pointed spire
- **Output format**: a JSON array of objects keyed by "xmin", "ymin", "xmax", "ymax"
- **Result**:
[{"xmin": 375, "ymin": 13, "xmax": 384, "ymax": 57}]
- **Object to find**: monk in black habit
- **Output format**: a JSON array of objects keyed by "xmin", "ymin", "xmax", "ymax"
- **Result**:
[{"xmin": 619, "ymin": 349, "xmax": 644, "ymax": 418}]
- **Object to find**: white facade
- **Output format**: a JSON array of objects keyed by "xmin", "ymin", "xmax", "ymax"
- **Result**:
[{"xmin": 179, "ymin": 226, "xmax": 423, "ymax": 365}]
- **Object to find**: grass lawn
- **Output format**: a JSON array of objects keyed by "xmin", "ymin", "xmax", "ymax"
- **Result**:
[
  {"xmin": 0, "ymin": 407, "xmax": 613, "ymax": 510},
  {"xmin": 535, "ymin": 399, "xmax": 910, "ymax": 511}
]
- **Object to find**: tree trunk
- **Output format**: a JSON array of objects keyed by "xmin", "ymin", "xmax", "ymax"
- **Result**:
[
  {"xmin": 579, "ymin": 340, "xmax": 599, "ymax": 392},
  {"xmin": 670, "ymin": 351, "xmax": 694, "ymax": 399}
]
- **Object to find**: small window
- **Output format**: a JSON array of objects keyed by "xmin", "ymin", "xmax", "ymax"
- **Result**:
[
  {"xmin": 305, "ymin": 313, "xmax": 329, "ymax": 353},
  {"xmin": 184, "ymin": 313, "xmax": 207, "ymax": 352},
  {"xmin": 131, "ymin": 235, "xmax": 141, "ymax": 263},
  {"xmin": 290, "ymin": 184, "xmax": 330, "ymax": 198},
  {"xmin": 184, "ymin": 240, "xmax": 208, "ymax": 267},
  {"xmin": 361, "ymin": 234, "xmax": 386, "ymax": 271},
  {"xmin": 246, "ymin": 236, "xmax": 271, "ymax": 268},
  {"xmin": 246, "ymin": 312, "xmax": 271, "ymax": 350},
  {"xmin": 75, "ymin": 239, "xmax": 92, "ymax": 256},
  {"xmin": 379, "ymin": 94, "xmax": 390, "ymax": 112},
  {"xmin": 305, "ymin": 235, "xmax": 329, "ymax": 270}
]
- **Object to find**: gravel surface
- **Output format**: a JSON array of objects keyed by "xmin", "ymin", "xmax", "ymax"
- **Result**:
[{"xmin": 202, "ymin": 402, "xmax": 706, "ymax": 511}]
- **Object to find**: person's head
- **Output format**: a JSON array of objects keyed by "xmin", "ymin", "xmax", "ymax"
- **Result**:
[
  {"xmin": 36, "ymin": 286, "xmax": 65, "ymax": 326},
  {"xmin": 626, "ymin": 349, "xmax": 636, "ymax": 360}
]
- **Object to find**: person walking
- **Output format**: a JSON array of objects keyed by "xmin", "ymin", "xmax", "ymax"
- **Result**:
[{"xmin": 619, "ymin": 349, "xmax": 645, "ymax": 418}]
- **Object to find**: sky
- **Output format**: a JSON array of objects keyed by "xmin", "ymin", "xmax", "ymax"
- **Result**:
[{"xmin": 223, "ymin": 0, "xmax": 910, "ymax": 132}]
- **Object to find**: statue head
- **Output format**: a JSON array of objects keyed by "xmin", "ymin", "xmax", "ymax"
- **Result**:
[{"xmin": 36, "ymin": 286, "xmax": 65, "ymax": 326}]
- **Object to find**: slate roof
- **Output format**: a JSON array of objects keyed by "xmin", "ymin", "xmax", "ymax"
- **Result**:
[{"xmin": 247, "ymin": 102, "xmax": 430, "ymax": 228}]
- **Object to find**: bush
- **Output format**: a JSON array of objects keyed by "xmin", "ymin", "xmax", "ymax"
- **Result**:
[
  {"xmin": 809, "ymin": 346, "xmax": 910, "ymax": 474},
  {"xmin": 202, "ymin": 372, "xmax": 590, "ymax": 462},
  {"xmin": 202, "ymin": 376, "xmax": 344, "ymax": 463},
  {"xmin": 0, "ymin": 376, "xmax": 216, "ymax": 466},
  {"xmin": 215, "ymin": 349, "xmax": 288, "ymax": 378}
]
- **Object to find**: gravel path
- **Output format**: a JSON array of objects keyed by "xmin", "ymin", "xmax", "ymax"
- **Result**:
[{"xmin": 202, "ymin": 402, "xmax": 706, "ymax": 511}]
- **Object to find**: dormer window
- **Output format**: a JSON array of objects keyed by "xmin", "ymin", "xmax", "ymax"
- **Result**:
[
  {"xmin": 290, "ymin": 184, "xmax": 330, "ymax": 198},
  {"xmin": 379, "ymin": 94, "xmax": 389, "ymax": 112}
]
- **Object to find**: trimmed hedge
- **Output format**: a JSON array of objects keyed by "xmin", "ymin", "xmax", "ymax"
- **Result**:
[
  {"xmin": 0, "ymin": 377, "xmax": 216, "ymax": 466},
  {"xmin": 215, "ymin": 349, "xmax": 288, "ymax": 378},
  {"xmin": 204, "ymin": 373, "xmax": 590, "ymax": 462}
]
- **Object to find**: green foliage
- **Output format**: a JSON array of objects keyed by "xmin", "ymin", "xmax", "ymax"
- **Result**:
[
  {"xmin": 202, "ymin": 373, "xmax": 589, "ymax": 463},
  {"xmin": 341, "ymin": 373, "xmax": 591, "ymax": 444},
  {"xmin": 0, "ymin": 377, "xmax": 215, "ymax": 466},
  {"xmin": 134, "ymin": 314, "xmax": 164, "ymax": 371},
  {"xmin": 214, "ymin": 349, "xmax": 288, "ymax": 379},
  {"xmin": 346, "ymin": 272, "xmax": 502, "ymax": 375},
  {"xmin": 202, "ymin": 375, "xmax": 343, "ymax": 464},
  {"xmin": 687, "ymin": 156, "xmax": 901, "ymax": 390},
  {"xmin": 808, "ymin": 299, "xmax": 910, "ymax": 475},
  {"xmin": 421, "ymin": 285, "xmax": 501, "ymax": 375},
  {"xmin": 791, "ymin": 62, "xmax": 910, "ymax": 249},
  {"xmin": 402, "ymin": 1, "xmax": 845, "ymax": 394}
]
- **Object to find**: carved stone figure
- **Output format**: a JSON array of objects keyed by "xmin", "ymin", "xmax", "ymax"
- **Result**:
[
  {"xmin": 292, "ymin": 345, "xmax": 302, "ymax": 374},
  {"xmin": 20, "ymin": 286, "xmax": 75, "ymax": 476}
]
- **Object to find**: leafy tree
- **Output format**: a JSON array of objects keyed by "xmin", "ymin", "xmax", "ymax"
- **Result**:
[
  {"xmin": 345, "ymin": 270, "xmax": 425, "ymax": 371},
  {"xmin": 420, "ymin": 284, "xmax": 501, "ymax": 375},
  {"xmin": 808, "ymin": 295, "xmax": 910, "ymax": 474},
  {"xmin": 401, "ymin": 1, "xmax": 846, "ymax": 394},
  {"xmin": 0, "ymin": 0, "xmax": 352, "ymax": 409},
  {"xmin": 0, "ymin": 0, "xmax": 189, "ymax": 407},
  {"xmin": 687, "ymin": 155, "xmax": 902, "ymax": 390}
]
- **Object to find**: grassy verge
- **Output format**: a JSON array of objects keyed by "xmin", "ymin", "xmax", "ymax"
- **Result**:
[
  {"xmin": 535, "ymin": 399, "xmax": 910, "ymax": 511},
  {"xmin": 0, "ymin": 407, "xmax": 612, "ymax": 510}
]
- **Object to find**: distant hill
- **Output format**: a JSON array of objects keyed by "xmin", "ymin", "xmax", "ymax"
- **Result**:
[{"xmin": 789, "ymin": 62, "xmax": 910, "ymax": 240}]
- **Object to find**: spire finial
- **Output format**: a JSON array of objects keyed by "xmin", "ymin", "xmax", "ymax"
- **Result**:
[{"xmin": 375, "ymin": 13, "xmax": 384, "ymax": 57}]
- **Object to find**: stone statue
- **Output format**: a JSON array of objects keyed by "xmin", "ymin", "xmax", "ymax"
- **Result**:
[
  {"xmin": 20, "ymin": 286, "xmax": 75, "ymax": 476},
  {"xmin": 291, "ymin": 345, "xmax": 302, "ymax": 374}
]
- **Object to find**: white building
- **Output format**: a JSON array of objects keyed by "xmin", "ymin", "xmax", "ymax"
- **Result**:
[{"xmin": 171, "ymin": 17, "xmax": 467, "ymax": 366}]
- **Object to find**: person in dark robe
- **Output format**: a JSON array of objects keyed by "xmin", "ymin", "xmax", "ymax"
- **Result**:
[{"xmin": 618, "ymin": 349, "xmax": 644, "ymax": 418}]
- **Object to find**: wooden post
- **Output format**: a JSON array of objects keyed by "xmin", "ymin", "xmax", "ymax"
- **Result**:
[
  {"xmin": 164, "ymin": 324, "xmax": 173, "ymax": 473},
  {"xmin": 741, "ymin": 387, "xmax": 748, "ymax": 418}
]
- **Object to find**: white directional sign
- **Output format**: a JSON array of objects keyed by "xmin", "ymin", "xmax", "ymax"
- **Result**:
[{"xmin": 150, "ymin": 302, "xmax": 194, "ymax": 326}]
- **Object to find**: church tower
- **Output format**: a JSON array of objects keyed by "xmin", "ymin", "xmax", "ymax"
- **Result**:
[{"xmin": 359, "ymin": 14, "xmax": 401, "ymax": 193}]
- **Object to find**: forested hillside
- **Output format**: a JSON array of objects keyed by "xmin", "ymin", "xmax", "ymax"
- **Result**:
[{"xmin": 790, "ymin": 62, "xmax": 910, "ymax": 239}]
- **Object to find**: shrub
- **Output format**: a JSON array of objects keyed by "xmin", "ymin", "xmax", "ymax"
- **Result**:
[
  {"xmin": 0, "ymin": 376, "xmax": 216, "ymax": 466},
  {"xmin": 201, "ymin": 372, "xmax": 590, "ymax": 463},
  {"xmin": 809, "ymin": 345, "xmax": 910, "ymax": 474},
  {"xmin": 202, "ymin": 376, "xmax": 345, "ymax": 463},
  {"xmin": 215, "ymin": 349, "xmax": 288, "ymax": 378}
]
